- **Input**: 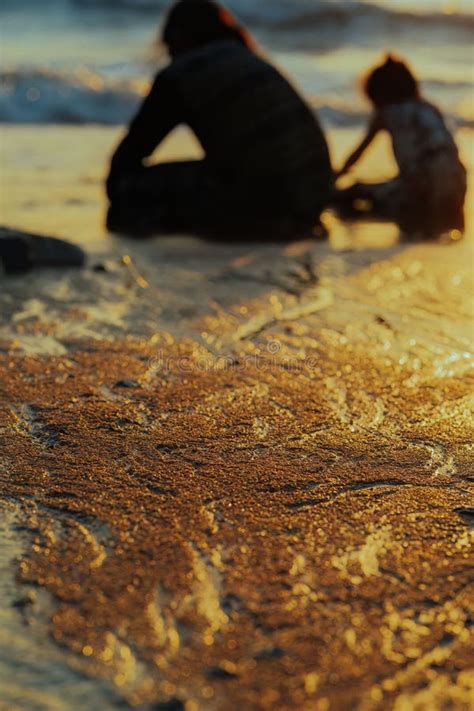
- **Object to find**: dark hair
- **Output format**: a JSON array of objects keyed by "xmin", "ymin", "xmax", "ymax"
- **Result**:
[
  {"xmin": 163, "ymin": 0, "xmax": 254, "ymax": 56},
  {"xmin": 364, "ymin": 54, "xmax": 419, "ymax": 107}
]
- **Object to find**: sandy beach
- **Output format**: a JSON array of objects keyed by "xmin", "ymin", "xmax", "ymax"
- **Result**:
[{"xmin": 0, "ymin": 121, "xmax": 473, "ymax": 710}]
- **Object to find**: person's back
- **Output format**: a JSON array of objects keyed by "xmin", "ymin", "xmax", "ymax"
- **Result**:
[
  {"xmin": 165, "ymin": 40, "xmax": 331, "ymax": 204},
  {"xmin": 106, "ymin": 0, "xmax": 333, "ymax": 239}
]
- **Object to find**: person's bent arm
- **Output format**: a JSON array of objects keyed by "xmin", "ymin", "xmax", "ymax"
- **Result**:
[
  {"xmin": 106, "ymin": 71, "xmax": 181, "ymax": 198},
  {"xmin": 336, "ymin": 115, "xmax": 382, "ymax": 179}
]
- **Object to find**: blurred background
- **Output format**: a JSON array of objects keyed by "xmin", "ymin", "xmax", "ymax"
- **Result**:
[
  {"xmin": 1, "ymin": 0, "xmax": 473, "ymax": 247},
  {"xmin": 1, "ymin": 0, "xmax": 473, "ymax": 129}
]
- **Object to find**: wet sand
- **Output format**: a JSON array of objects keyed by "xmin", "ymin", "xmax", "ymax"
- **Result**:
[{"xmin": 0, "ymin": 127, "xmax": 473, "ymax": 710}]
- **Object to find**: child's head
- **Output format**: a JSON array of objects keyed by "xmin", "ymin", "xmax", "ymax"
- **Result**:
[{"xmin": 363, "ymin": 54, "xmax": 419, "ymax": 107}]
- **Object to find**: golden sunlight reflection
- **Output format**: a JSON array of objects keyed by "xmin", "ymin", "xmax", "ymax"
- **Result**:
[{"xmin": 1, "ymin": 1, "xmax": 473, "ymax": 708}]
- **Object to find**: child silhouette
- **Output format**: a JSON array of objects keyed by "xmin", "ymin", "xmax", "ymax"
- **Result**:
[{"xmin": 335, "ymin": 54, "xmax": 466, "ymax": 236}]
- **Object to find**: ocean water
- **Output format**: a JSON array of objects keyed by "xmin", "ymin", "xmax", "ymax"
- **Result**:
[{"xmin": 1, "ymin": 0, "xmax": 473, "ymax": 128}]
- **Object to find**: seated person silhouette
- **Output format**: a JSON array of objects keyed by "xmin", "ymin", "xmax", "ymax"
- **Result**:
[
  {"xmin": 106, "ymin": 0, "xmax": 333, "ymax": 240},
  {"xmin": 334, "ymin": 54, "xmax": 466, "ymax": 237}
]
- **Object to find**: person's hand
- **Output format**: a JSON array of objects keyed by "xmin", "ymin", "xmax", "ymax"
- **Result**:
[{"xmin": 334, "ymin": 166, "xmax": 348, "ymax": 181}]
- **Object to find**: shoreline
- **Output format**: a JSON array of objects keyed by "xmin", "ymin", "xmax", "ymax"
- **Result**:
[{"xmin": 0, "ymin": 125, "xmax": 473, "ymax": 710}]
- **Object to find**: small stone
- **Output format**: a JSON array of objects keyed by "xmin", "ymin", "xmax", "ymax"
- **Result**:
[
  {"xmin": 12, "ymin": 591, "xmax": 36, "ymax": 609},
  {"xmin": 92, "ymin": 260, "xmax": 118, "ymax": 273},
  {"xmin": 114, "ymin": 379, "xmax": 140, "ymax": 389},
  {"xmin": 156, "ymin": 444, "xmax": 177, "ymax": 453},
  {"xmin": 254, "ymin": 647, "xmax": 285, "ymax": 660},
  {"xmin": 454, "ymin": 508, "xmax": 474, "ymax": 527},
  {"xmin": 152, "ymin": 699, "xmax": 185, "ymax": 711},
  {"xmin": 206, "ymin": 665, "xmax": 238, "ymax": 679}
]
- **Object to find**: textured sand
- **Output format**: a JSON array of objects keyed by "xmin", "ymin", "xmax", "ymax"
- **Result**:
[{"xmin": 0, "ymin": 127, "xmax": 473, "ymax": 710}]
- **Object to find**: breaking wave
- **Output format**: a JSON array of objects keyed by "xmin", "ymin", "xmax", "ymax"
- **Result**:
[
  {"xmin": 68, "ymin": 0, "xmax": 474, "ymax": 36},
  {"xmin": 0, "ymin": 69, "xmax": 142, "ymax": 125},
  {"xmin": 1, "ymin": 67, "xmax": 472, "ymax": 128}
]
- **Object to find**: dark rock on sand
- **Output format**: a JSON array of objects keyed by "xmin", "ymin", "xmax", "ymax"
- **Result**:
[
  {"xmin": 206, "ymin": 665, "xmax": 239, "ymax": 680},
  {"xmin": 254, "ymin": 647, "xmax": 285, "ymax": 660},
  {"xmin": 92, "ymin": 262, "xmax": 108, "ymax": 273},
  {"xmin": 114, "ymin": 379, "xmax": 140, "ymax": 389},
  {"xmin": 0, "ymin": 226, "xmax": 85, "ymax": 273},
  {"xmin": 12, "ymin": 592, "xmax": 36, "ymax": 610},
  {"xmin": 454, "ymin": 507, "xmax": 474, "ymax": 527},
  {"xmin": 152, "ymin": 699, "xmax": 185, "ymax": 711}
]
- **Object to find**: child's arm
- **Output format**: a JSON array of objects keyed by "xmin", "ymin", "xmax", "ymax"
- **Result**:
[{"xmin": 336, "ymin": 115, "xmax": 382, "ymax": 179}]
